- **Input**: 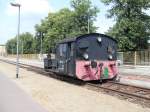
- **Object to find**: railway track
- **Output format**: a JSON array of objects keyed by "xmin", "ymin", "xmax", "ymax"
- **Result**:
[
  {"xmin": 86, "ymin": 82, "xmax": 150, "ymax": 107},
  {"xmin": 0, "ymin": 59, "xmax": 150, "ymax": 107}
]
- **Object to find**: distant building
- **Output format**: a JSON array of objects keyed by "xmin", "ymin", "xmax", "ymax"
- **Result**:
[{"xmin": 0, "ymin": 45, "xmax": 7, "ymax": 56}]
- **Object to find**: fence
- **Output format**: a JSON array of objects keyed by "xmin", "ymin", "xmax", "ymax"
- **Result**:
[
  {"xmin": 4, "ymin": 51, "xmax": 150, "ymax": 66},
  {"xmin": 5, "ymin": 53, "xmax": 56, "ymax": 60},
  {"xmin": 118, "ymin": 50, "xmax": 150, "ymax": 65},
  {"xmin": 6, "ymin": 54, "xmax": 47, "ymax": 60},
  {"xmin": 7, "ymin": 54, "xmax": 37, "ymax": 59}
]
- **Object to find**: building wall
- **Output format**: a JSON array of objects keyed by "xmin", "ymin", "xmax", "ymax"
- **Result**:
[{"xmin": 0, "ymin": 45, "xmax": 7, "ymax": 56}]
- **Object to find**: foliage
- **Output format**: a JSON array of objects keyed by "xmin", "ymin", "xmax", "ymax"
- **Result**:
[
  {"xmin": 6, "ymin": 32, "xmax": 34, "ymax": 54},
  {"xmin": 6, "ymin": 38, "xmax": 17, "ymax": 54},
  {"xmin": 6, "ymin": 0, "xmax": 99, "ymax": 54},
  {"xmin": 102, "ymin": 0, "xmax": 150, "ymax": 51},
  {"xmin": 19, "ymin": 32, "xmax": 34, "ymax": 54},
  {"xmin": 71, "ymin": 0, "xmax": 99, "ymax": 34},
  {"xmin": 35, "ymin": 0, "xmax": 99, "ymax": 53}
]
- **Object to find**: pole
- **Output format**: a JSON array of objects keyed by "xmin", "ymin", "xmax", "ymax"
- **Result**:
[
  {"xmin": 16, "ymin": 6, "xmax": 20, "ymax": 78},
  {"xmin": 41, "ymin": 33, "xmax": 42, "ymax": 54},
  {"xmin": 88, "ymin": 0, "xmax": 90, "ymax": 33},
  {"xmin": 10, "ymin": 3, "xmax": 21, "ymax": 78},
  {"xmin": 12, "ymin": 47, "xmax": 13, "ymax": 55},
  {"xmin": 134, "ymin": 51, "xmax": 137, "ymax": 67},
  {"xmin": 22, "ymin": 41, "xmax": 23, "ymax": 55},
  {"xmin": 40, "ymin": 33, "xmax": 43, "ymax": 60}
]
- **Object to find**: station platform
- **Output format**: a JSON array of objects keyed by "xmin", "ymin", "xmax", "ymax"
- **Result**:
[
  {"xmin": 0, "ymin": 57, "xmax": 43, "ymax": 68},
  {"xmin": 118, "ymin": 65, "xmax": 150, "ymax": 89},
  {"xmin": 0, "ymin": 72, "xmax": 48, "ymax": 112},
  {"xmin": 0, "ymin": 56, "xmax": 150, "ymax": 89},
  {"xmin": 119, "ymin": 65, "xmax": 150, "ymax": 76}
]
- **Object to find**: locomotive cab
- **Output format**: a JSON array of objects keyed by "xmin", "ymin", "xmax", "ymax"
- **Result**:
[{"xmin": 44, "ymin": 39, "xmax": 76, "ymax": 77}]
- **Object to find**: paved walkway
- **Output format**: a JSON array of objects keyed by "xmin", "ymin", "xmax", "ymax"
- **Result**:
[{"xmin": 0, "ymin": 72, "xmax": 48, "ymax": 112}]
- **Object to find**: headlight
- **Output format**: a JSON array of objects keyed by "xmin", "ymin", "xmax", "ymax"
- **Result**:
[
  {"xmin": 97, "ymin": 37, "xmax": 102, "ymax": 42},
  {"xmin": 83, "ymin": 53, "xmax": 89, "ymax": 60},
  {"xmin": 108, "ymin": 55, "xmax": 113, "ymax": 60}
]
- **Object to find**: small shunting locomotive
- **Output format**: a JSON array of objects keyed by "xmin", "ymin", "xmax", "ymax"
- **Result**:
[{"xmin": 44, "ymin": 33, "xmax": 118, "ymax": 81}]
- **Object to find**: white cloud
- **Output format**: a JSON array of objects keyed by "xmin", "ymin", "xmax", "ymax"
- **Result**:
[
  {"xmin": 95, "ymin": 16, "xmax": 115, "ymax": 34},
  {"xmin": 6, "ymin": 0, "xmax": 54, "ymax": 15},
  {"xmin": 145, "ymin": 9, "xmax": 150, "ymax": 15},
  {"xmin": 142, "ymin": 8, "xmax": 150, "ymax": 16}
]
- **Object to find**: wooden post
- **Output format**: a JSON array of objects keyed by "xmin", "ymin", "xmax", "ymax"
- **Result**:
[{"xmin": 134, "ymin": 51, "xmax": 137, "ymax": 66}]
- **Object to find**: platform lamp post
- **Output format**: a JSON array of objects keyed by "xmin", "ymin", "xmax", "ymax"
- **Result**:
[{"xmin": 10, "ymin": 2, "xmax": 21, "ymax": 78}]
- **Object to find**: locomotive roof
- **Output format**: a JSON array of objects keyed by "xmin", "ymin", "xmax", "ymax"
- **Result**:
[{"xmin": 58, "ymin": 33, "xmax": 117, "ymax": 44}]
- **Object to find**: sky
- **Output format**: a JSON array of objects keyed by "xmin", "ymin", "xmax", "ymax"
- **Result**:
[{"xmin": 0, "ymin": 0, "xmax": 116, "ymax": 44}]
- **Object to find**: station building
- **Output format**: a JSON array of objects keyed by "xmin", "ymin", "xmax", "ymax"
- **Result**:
[{"xmin": 0, "ymin": 45, "xmax": 7, "ymax": 56}]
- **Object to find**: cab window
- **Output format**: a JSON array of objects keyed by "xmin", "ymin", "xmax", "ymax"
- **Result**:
[{"xmin": 58, "ymin": 44, "xmax": 67, "ymax": 58}]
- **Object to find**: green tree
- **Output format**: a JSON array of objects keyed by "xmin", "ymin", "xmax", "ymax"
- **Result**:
[
  {"xmin": 71, "ymin": 0, "xmax": 99, "ymax": 35},
  {"xmin": 35, "ymin": 8, "xmax": 74, "ymax": 53},
  {"xmin": 6, "ymin": 38, "xmax": 17, "ymax": 54},
  {"xmin": 102, "ymin": 0, "xmax": 150, "ymax": 51},
  {"xmin": 19, "ymin": 32, "xmax": 34, "ymax": 54},
  {"xmin": 6, "ymin": 32, "xmax": 34, "ymax": 54},
  {"xmin": 35, "ymin": 0, "xmax": 99, "ymax": 53}
]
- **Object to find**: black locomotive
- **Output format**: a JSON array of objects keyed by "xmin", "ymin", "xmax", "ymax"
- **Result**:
[{"xmin": 44, "ymin": 33, "xmax": 118, "ymax": 81}]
